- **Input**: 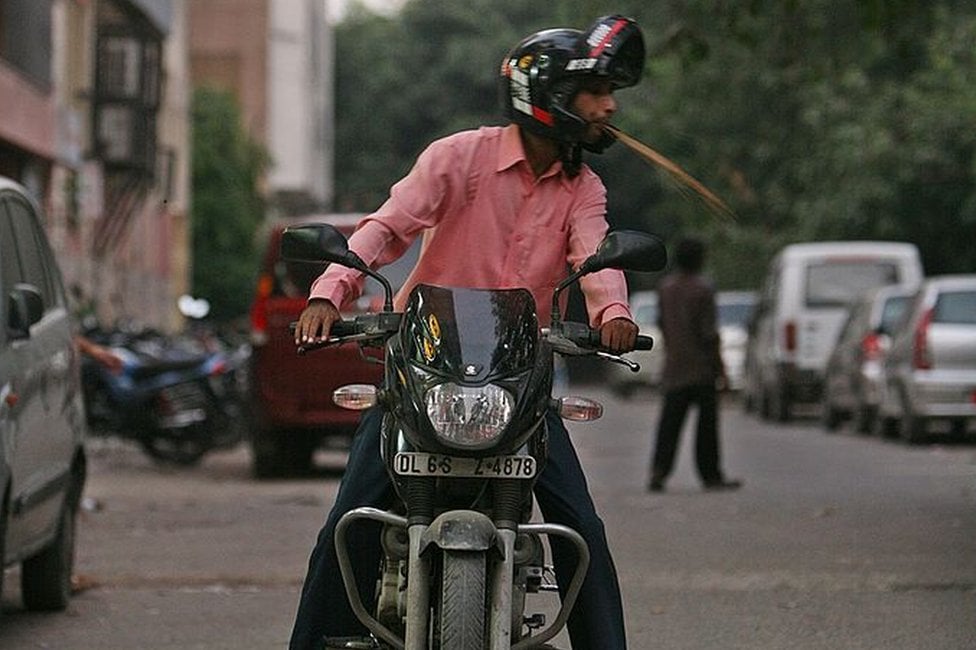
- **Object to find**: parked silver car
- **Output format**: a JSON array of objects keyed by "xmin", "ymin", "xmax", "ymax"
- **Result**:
[
  {"xmin": 821, "ymin": 284, "xmax": 916, "ymax": 433},
  {"xmin": 716, "ymin": 291, "xmax": 758, "ymax": 392},
  {"xmin": 876, "ymin": 275, "xmax": 976, "ymax": 443},
  {"xmin": 1, "ymin": 176, "xmax": 87, "ymax": 613},
  {"xmin": 608, "ymin": 290, "xmax": 757, "ymax": 397},
  {"xmin": 608, "ymin": 290, "xmax": 662, "ymax": 397}
]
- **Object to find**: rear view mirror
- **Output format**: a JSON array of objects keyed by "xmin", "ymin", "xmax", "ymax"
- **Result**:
[
  {"xmin": 551, "ymin": 230, "xmax": 668, "ymax": 327},
  {"xmin": 281, "ymin": 224, "xmax": 356, "ymax": 267},
  {"xmin": 280, "ymin": 224, "xmax": 395, "ymax": 311},
  {"xmin": 8, "ymin": 283, "xmax": 44, "ymax": 339},
  {"xmin": 579, "ymin": 230, "xmax": 668, "ymax": 275}
]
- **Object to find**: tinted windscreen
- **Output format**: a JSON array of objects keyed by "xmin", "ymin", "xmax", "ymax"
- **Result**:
[
  {"xmin": 933, "ymin": 290, "xmax": 976, "ymax": 324},
  {"xmin": 804, "ymin": 262, "xmax": 899, "ymax": 308}
]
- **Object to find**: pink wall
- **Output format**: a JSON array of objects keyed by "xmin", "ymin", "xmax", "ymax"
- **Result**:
[{"xmin": 0, "ymin": 63, "xmax": 56, "ymax": 160}]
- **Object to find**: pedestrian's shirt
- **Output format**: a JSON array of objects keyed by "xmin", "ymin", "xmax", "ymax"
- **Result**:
[
  {"xmin": 309, "ymin": 124, "xmax": 631, "ymax": 327},
  {"xmin": 658, "ymin": 272, "xmax": 723, "ymax": 390}
]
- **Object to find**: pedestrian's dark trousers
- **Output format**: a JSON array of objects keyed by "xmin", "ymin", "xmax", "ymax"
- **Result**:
[
  {"xmin": 289, "ymin": 408, "xmax": 627, "ymax": 650},
  {"xmin": 651, "ymin": 383, "xmax": 722, "ymax": 482}
]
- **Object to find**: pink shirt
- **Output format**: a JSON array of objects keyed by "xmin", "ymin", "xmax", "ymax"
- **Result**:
[{"xmin": 310, "ymin": 124, "xmax": 632, "ymax": 327}]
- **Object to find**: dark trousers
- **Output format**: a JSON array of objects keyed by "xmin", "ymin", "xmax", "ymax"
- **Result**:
[
  {"xmin": 651, "ymin": 383, "xmax": 723, "ymax": 483},
  {"xmin": 289, "ymin": 408, "xmax": 626, "ymax": 650}
]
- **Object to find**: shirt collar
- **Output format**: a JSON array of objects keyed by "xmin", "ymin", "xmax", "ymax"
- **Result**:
[{"xmin": 497, "ymin": 124, "xmax": 573, "ymax": 189}]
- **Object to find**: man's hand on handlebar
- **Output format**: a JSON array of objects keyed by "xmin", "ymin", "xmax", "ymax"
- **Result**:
[
  {"xmin": 600, "ymin": 317, "xmax": 638, "ymax": 354},
  {"xmin": 295, "ymin": 298, "xmax": 341, "ymax": 345}
]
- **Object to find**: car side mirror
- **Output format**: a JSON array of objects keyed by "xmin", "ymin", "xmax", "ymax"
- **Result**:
[{"xmin": 8, "ymin": 283, "xmax": 44, "ymax": 339}]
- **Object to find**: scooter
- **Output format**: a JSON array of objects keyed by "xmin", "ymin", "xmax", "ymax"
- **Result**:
[
  {"xmin": 81, "ymin": 317, "xmax": 246, "ymax": 465},
  {"xmin": 281, "ymin": 224, "xmax": 666, "ymax": 649}
]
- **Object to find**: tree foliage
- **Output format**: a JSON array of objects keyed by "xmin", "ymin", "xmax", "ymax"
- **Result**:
[
  {"xmin": 190, "ymin": 87, "xmax": 268, "ymax": 322},
  {"xmin": 334, "ymin": 0, "xmax": 976, "ymax": 287}
]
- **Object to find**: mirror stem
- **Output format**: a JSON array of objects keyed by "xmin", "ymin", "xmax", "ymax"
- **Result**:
[{"xmin": 551, "ymin": 268, "xmax": 585, "ymax": 328}]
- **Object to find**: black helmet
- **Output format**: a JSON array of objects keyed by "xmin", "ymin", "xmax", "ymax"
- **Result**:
[{"xmin": 500, "ymin": 15, "xmax": 645, "ymax": 148}]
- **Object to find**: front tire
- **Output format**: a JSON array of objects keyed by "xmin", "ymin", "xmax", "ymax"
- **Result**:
[
  {"xmin": 437, "ymin": 551, "xmax": 486, "ymax": 649},
  {"xmin": 21, "ymin": 483, "xmax": 80, "ymax": 611},
  {"xmin": 140, "ymin": 433, "xmax": 208, "ymax": 466}
]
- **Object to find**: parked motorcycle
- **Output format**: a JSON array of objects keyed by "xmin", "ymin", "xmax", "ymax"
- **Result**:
[
  {"xmin": 281, "ymin": 224, "xmax": 666, "ymax": 649},
  {"xmin": 81, "ymin": 310, "xmax": 247, "ymax": 465}
]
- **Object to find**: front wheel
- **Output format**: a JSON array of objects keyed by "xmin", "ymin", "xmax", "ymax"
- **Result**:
[
  {"xmin": 21, "ymin": 482, "xmax": 80, "ymax": 611},
  {"xmin": 140, "ymin": 432, "xmax": 208, "ymax": 465},
  {"xmin": 436, "ymin": 551, "xmax": 486, "ymax": 649}
]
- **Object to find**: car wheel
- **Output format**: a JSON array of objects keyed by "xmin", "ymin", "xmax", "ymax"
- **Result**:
[
  {"xmin": 821, "ymin": 400, "xmax": 843, "ymax": 432},
  {"xmin": 140, "ymin": 434, "xmax": 208, "ymax": 466},
  {"xmin": 21, "ymin": 480, "xmax": 80, "ymax": 611},
  {"xmin": 897, "ymin": 389, "xmax": 927, "ymax": 445},
  {"xmin": 771, "ymin": 385, "xmax": 792, "ymax": 423},
  {"xmin": 854, "ymin": 405, "xmax": 876, "ymax": 435},
  {"xmin": 742, "ymin": 382, "xmax": 757, "ymax": 414},
  {"xmin": 0, "ymin": 487, "xmax": 8, "ymax": 622},
  {"xmin": 899, "ymin": 411, "xmax": 927, "ymax": 445},
  {"xmin": 758, "ymin": 386, "xmax": 771, "ymax": 421},
  {"xmin": 874, "ymin": 415, "xmax": 899, "ymax": 439}
]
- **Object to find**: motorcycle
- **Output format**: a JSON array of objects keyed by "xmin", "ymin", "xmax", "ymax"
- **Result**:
[
  {"xmin": 81, "ymin": 311, "xmax": 247, "ymax": 465},
  {"xmin": 281, "ymin": 224, "xmax": 667, "ymax": 649}
]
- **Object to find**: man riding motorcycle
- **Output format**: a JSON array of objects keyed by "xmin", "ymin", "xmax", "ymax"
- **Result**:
[{"xmin": 291, "ymin": 15, "xmax": 647, "ymax": 650}]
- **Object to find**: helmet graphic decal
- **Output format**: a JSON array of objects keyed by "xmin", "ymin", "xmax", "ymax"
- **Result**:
[
  {"xmin": 505, "ymin": 58, "xmax": 554, "ymax": 126},
  {"xmin": 586, "ymin": 17, "xmax": 629, "ymax": 57}
]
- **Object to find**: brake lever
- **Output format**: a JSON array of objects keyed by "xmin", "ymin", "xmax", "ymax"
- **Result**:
[
  {"xmin": 296, "ymin": 333, "xmax": 379, "ymax": 356},
  {"xmin": 595, "ymin": 350, "xmax": 641, "ymax": 373}
]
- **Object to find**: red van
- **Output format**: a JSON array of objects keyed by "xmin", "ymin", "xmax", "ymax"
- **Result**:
[{"xmin": 247, "ymin": 213, "xmax": 417, "ymax": 477}]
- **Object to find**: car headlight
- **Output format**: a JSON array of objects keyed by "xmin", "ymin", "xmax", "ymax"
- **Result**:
[{"xmin": 424, "ymin": 382, "xmax": 514, "ymax": 448}]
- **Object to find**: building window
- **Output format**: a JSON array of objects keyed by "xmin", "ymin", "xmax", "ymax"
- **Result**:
[{"xmin": 93, "ymin": 1, "xmax": 162, "ymax": 176}]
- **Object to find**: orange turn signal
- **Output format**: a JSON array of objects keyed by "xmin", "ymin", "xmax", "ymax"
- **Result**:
[
  {"xmin": 557, "ymin": 396, "xmax": 603, "ymax": 422},
  {"xmin": 333, "ymin": 384, "xmax": 378, "ymax": 410}
]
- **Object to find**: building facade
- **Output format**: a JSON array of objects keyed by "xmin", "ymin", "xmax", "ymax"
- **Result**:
[
  {"xmin": 188, "ymin": 0, "xmax": 333, "ymax": 216},
  {"xmin": 0, "ymin": 0, "xmax": 191, "ymax": 331}
]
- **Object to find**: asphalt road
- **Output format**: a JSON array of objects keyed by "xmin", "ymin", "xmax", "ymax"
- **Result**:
[{"xmin": 1, "ymin": 388, "xmax": 974, "ymax": 649}]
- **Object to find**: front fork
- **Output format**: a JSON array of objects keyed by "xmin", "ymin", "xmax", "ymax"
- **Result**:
[{"xmin": 334, "ymin": 493, "xmax": 590, "ymax": 649}]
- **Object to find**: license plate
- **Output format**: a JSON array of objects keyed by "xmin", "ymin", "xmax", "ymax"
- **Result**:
[{"xmin": 394, "ymin": 452, "xmax": 537, "ymax": 478}]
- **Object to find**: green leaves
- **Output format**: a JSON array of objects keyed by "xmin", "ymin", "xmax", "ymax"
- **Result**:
[
  {"xmin": 331, "ymin": 0, "xmax": 976, "ymax": 285},
  {"xmin": 190, "ymin": 87, "xmax": 269, "ymax": 322}
]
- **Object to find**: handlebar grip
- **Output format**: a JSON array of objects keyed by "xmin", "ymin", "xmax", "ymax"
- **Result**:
[
  {"xmin": 634, "ymin": 334, "xmax": 655, "ymax": 351},
  {"xmin": 584, "ymin": 330, "xmax": 653, "ymax": 351},
  {"xmin": 329, "ymin": 320, "xmax": 358, "ymax": 337}
]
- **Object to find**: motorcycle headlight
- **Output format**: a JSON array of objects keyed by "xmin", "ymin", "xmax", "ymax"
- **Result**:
[{"xmin": 424, "ymin": 382, "xmax": 514, "ymax": 448}]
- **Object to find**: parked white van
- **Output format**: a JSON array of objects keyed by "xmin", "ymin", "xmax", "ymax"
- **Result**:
[{"xmin": 744, "ymin": 241, "xmax": 923, "ymax": 421}]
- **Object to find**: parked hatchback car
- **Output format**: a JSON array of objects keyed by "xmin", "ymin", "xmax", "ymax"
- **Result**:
[
  {"xmin": 0, "ymin": 176, "xmax": 87, "ymax": 612},
  {"xmin": 821, "ymin": 284, "xmax": 917, "ymax": 433},
  {"xmin": 744, "ymin": 241, "xmax": 923, "ymax": 421},
  {"xmin": 247, "ymin": 213, "xmax": 419, "ymax": 477},
  {"xmin": 876, "ymin": 275, "xmax": 976, "ymax": 443}
]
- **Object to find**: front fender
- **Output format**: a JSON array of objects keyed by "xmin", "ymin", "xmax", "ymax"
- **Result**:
[{"xmin": 419, "ymin": 510, "xmax": 500, "ymax": 555}]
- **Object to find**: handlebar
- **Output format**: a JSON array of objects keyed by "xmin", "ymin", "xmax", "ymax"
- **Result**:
[
  {"xmin": 292, "ymin": 316, "xmax": 653, "ymax": 363},
  {"xmin": 544, "ymin": 322, "xmax": 654, "ymax": 356},
  {"xmin": 291, "ymin": 313, "xmax": 402, "ymax": 355}
]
